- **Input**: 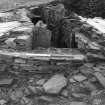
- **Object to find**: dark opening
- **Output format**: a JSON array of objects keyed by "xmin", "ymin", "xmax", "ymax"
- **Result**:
[{"xmin": 29, "ymin": 4, "xmax": 78, "ymax": 49}]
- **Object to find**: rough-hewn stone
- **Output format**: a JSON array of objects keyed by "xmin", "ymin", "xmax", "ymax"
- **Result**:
[{"xmin": 43, "ymin": 74, "xmax": 67, "ymax": 94}]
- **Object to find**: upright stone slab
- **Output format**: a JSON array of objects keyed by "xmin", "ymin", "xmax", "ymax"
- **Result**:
[
  {"xmin": 32, "ymin": 21, "xmax": 52, "ymax": 48},
  {"xmin": 42, "ymin": 3, "xmax": 66, "ymax": 47}
]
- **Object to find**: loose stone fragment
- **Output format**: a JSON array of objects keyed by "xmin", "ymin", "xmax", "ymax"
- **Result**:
[
  {"xmin": 10, "ymin": 89, "xmax": 24, "ymax": 101},
  {"xmin": 61, "ymin": 89, "xmax": 68, "ymax": 97},
  {"xmin": 91, "ymin": 90, "xmax": 105, "ymax": 105},
  {"xmin": 5, "ymin": 38, "xmax": 16, "ymax": 48},
  {"xmin": 70, "ymin": 101, "xmax": 87, "ymax": 105},
  {"xmin": 73, "ymin": 74, "xmax": 87, "ymax": 82},
  {"xmin": 0, "ymin": 78, "xmax": 13, "ymax": 86},
  {"xmin": 0, "ymin": 100, "xmax": 7, "ymax": 105},
  {"xmin": 14, "ymin": 58, "xmax": 26, "ymax": 64},
  {"xmin": 0, "ymin": 64, "xmax": 7, "ymax": 71},
  {"xmin": 69, "ymin": 78, "xmax": 76, "ymax": 83},
  {"xmin": 83, "ymin": 81, "xmax": 97, "ymax": 91},
  {"xmin": 43, "ymin": 74, "xmax": 67, "ymax": 94},
  {"xmin": 36, "ymin": 79, "xmax": 46, "ymax": 86},
  {"xmin": 21, "ymin": 96, "xmax": 33, "ymax": 105},
  {"xmin": 28, "ymin": 86, "xmax": 37, "ymax": 94},
  {"xmin": 20, "ymin": 64, "xmax": 37, "ymax": 71},
  {"xmin": 95, "ymin": 72, "xmax": 105, "ymax": 87},
  {"xmin": 39, "ymin": 96, "xmax": 54, "ymax": 102},
  {"xmin": 0, "ymin": 8, "xmax": 34, "ymax": 51}
]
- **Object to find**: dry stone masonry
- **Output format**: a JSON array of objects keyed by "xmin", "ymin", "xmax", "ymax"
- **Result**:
[
  {"xmin": 0, "ymin": 0, "xmax": 105, "ymax": 105},
  {"xmin": 0, "ymin": 8, "xmax": 34, "ymax": 51}
]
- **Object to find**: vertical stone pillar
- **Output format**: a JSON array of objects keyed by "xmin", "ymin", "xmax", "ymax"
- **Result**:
[{"xmin": 42, "ymin": 4, "xmax": 65, "ymax": 47}]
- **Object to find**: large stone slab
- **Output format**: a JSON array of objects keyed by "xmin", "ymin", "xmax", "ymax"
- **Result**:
[{"xmin": 43, "ymin": 74, "xmax": 67, "ymax": 94}]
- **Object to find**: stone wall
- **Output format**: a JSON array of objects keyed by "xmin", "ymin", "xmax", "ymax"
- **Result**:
[
  {"xmin": 0, "ymin": 1, "xmax": 105, "ymax": 105},
  {"xmin": 0, "ymin": 8, "xmax": 34, "ymax": 51}
]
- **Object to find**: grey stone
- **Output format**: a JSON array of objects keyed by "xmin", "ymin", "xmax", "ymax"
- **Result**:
[
  {"xmin": 36, "ymin": 79, "xmax": 46, "ymax": 86},
  {"xmin": 33, "ymin": 21, "xmax": 52, "ymax": 48},
  {"xmin": 70, "ymin": 101, "xmax": 86, "ymax": 105},
  {"xmin": 95, "ymin": 72, "xmax": 105, "ymax": 87},
  {"xmin": 69, "ymin": 78, "xmax": 76, "ymax": 83},
  {"xmin": 39, "ymin": 96, "xmax": 54, "ymax": 102},
  {"xmin": 0, "ymin": 78, "xmax": 13, "ymax": 86},
  {"xmin": 0, "ymin": 100, "xmax": 7, "ymax": 105},
  {"xmin": 5, "ymin": 38, "xmax": 16, "ymax": 48},
  {"xmin": 61, "ymin": 89, "xmax": 68, "ymax": 97},
  {"xmin": 73, "ymin": 74, "xmax": 87, "ymax": 82},
  {"xmin": 14, "ymin": 58, "xmax": 26, "ymax": 64},
  {"xmin": 28, "ymin": 86, "xmax": 37, "ymax": 94},
  {"xmin": 43, "ymin": 74, "xmax": 67, "ymax": 94},
  {"xmin": 10, "ymin": 89, "xmax": 24, "ymax": 101}
]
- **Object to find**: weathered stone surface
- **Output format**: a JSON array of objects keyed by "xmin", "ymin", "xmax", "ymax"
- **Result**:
[
  {"xmin": 43, "ymin": 74, "xmax": 67, "ymax": 94},
  {"xmin": 0, "ymin": 1, "xmax": 105, "ymax": 105},
  {"xmin": 0, "ymin": 100, "xmax": 7, "ymax": 105},
  {"xmin": 28, "ymin": 86, "xmax": 37, "ymax": 94},
  {"xmin": 61, "ymin": 89, "xmax": 68, "ymax": 97},
  {"xmin": 69, "ymin": 78, "xmax": 76, "ymax": 83},
  {"xmin": 70, "ymin": 101, "xmax": 86, "ymax": 105},
  {"xmin": 33, "ymin": 21, "xmax": 52, "ymax": 48},
  {"xmin": 10, "ymin": 89, "xmax": 24, "ymax": 101},
  {"xmin": 14, "ymin": 58, "xmax": 26, "ymax": 64},
  {"xmin": 36, "ymin": 79, "xmax": 46, "ymax": 86},
  {"xmin": 42, "ymin": 3, "xmax": 65, "ymax": 27},
  {"xmin": 72, "ymin": 14, "xmax": 105, "ymax": 56},
  {"xmin": 73, "ymin": 74, "xmax": 87, "ymax": 82},
  {"xmin": 0, "ymin": 48, "xmax": 85, "ymax": 61},
  {"xmin": 0, "ymin": 78, "xmax": 13, "ymax": 86},
  {"xmin": 91, "ymin": 90, "xmax": 105, "ymax": 105},
  {"xmin": 39, "ymin": 95, "xmax": 54, "ymax": 102},
  {"xmin": 95, "ymin": 72, "xmax": 105, "ymax": 87},
  {"xmin": 83, "ymin": 81, "xmax": 97, "ymax": 91}
]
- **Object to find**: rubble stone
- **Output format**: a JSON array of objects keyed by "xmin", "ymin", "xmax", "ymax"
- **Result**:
[
  {"xmin": 95, "ymin": 72, "xmax": 105, "ymax": 87},
  {"xmin": 0, "ymin": 1, "xmax": 105, "ymax": 105},
  {"xmin": 0, "ymin": 9, "xmax": 34, "ymax": 51},
  {"xmin": 70, "ymin": 101, "xmax": 87, "ymax": 105},
  {"xmin": 39, "ymin": 95, "xmax": 54, "ymax": 102},
  {"xmin": 14, "ymin": 58, "xmax": 26, "ymax": 64},
  {"xmin": 36, "ymin": 79, "xmax": 46, "ymax": 86},
  {"xmin": 10, "ymin": 89, "xmax": 24, "ymax": 101},
  {"xmin": 28, "ymin": 86, "xmax": 37, "ymax": 94},
  {"xmin": 83, "ymin": 81, "xmax": 97, "ymax": 91},
  {"xmin": 43, "ymin": 74, "xmax": 67, "ymax": 94},
  {"xmin": 69, "ymin": 78, "xmax": 76, "ymax": 83},
  {"xmin": 0, "ymin": 78, "xmax": 13, "ymax": 86},
  {"xmin": 73, "ymin": 74, "xmax": 87, "ymax": 82},
  {"xmin": 61, "ymin": 89, "xmax": 68, "ymax": 97},
  {"xmin": 0, "ymin": 100, "xmax": 7, "ymax": 105}
]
